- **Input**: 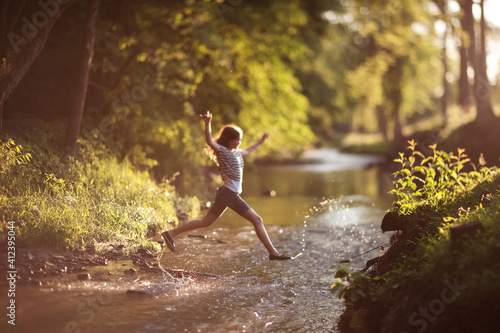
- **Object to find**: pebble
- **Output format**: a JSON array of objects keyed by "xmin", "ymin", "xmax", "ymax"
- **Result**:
[
  {"xmin": 123, "ymin": 268, "xmax": 137, "ymax": 275},
  {"xmin": 77, "ymin": 273, "xmax": 91, "ymax": 281}
]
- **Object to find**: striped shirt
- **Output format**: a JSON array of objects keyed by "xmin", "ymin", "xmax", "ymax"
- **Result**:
[{"xmin": 216, "ymin": 145, "xmax": 244, "ymax": 194}]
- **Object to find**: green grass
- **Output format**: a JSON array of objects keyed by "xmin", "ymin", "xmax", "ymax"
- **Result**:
[{"xmin": 0, "ymin": 118, "xmax": 199, "ymax": 253}]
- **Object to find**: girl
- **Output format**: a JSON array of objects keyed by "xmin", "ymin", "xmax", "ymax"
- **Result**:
[{"xmin": 162, "ymin": 111, "xmax": 291, "ymax": 260}]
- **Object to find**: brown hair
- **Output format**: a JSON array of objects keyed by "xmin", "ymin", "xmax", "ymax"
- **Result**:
[
  {"xmin": 216, "ymin": 125, "xmax": 243, "ymax": 148},
  {"xmin": 206, "ymin": 125, "xmax": 243, "ymax": 164}
]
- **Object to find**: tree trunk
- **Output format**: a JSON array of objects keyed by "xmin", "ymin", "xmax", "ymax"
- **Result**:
[
  {"xmin": 441, "ymin": 39, "xmax": 449, "ymax": 124},
  {"xmin": 439, "ymin": 0, "xmax": 449, "ymax": 124},
  {"xmin": 0, "ymin": 0, "xmax": 9, "ymax": 59},
  {"xmin": 387, "ymin": 57, "xmax": 404, "ymax": 145},
  {"xmin": 63, "ymin": 0, "xmax": 100, "ymax": 155},
  {"xmin": 473, "ymin": 0, "xmax": 495, "ymax": 125},
  {"xmin": 459, "ymin": 0, "xmax": 496, "ymax": 125},
  {"xmin": 458, "ymin": 0, "xmax": 473, "ymax": 112},
  {"xmin": 457, "ymin": 42, "xmax": 471, "ymax": 111},
  {"xmin": 0, "ymin": 1, "xmax": 66, "ymax": 130},
  {"xmin": 376, "ymin": 105, "xmax": 388, "ymax": 140}
]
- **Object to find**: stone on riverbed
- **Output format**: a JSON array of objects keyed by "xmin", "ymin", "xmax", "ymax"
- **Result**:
[{"xmin": 77, "ymin": 273, "xmax": 91, "ymax": 281}]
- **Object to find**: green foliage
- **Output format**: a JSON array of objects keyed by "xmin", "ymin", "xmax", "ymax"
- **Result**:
[
  {"xmin": 390, "ymin": 140, "xmax": 493, "ymax": 214},
  {"xmin": 87, "ymin": 0, "xmax": 316, "ymax": 180},
  {"xmin": 370, "ymin": 178, "xmax": 500, "ymax": 332},
  {"xmin": 331, "ymin": 264, "xmax": 384, "ymax": 330},
  {"xmin": 331, "ymin": 264, "xmax": 382, "ymax": 305},
  {"xmin": 0, "ymin": 126, "xmax": 200, "ymax": 251},
  {"xmin": 333, "ymin": 141, "xmax": 500, "ymax": 332},
  {"xmin": 333, "ymin": 0, "xmax": 441, "ymax": 137},
  {"xmin": 7, "ymin": 0, "xmax": 457, "ymax": 180},
  {"xmin": 0, "ymin": 138, "xmax": 32, "ymax": 174}
]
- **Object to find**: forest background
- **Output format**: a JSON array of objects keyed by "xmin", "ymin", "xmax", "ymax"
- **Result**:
[
  {"xmin": 1, "ymin": 0, "xmax": 499, "ymax": 249},
  {"xmin": 2, "ymin": 0, "xmax": 500, "ymax": 184}
]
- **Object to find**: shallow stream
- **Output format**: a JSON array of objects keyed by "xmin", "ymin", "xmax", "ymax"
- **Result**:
[{"xmin": 8, "ymin": 149, "xmax": 395, "ymax": 333}]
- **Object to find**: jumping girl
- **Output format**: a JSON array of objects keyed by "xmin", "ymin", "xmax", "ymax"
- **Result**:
[{"xmin": 162, "ymin": 111, "xmax": 291, "ymax": 260}]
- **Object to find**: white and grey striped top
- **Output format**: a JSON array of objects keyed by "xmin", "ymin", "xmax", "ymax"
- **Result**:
[{"xmin": 216, "ymin": 145, "xmax": 244, "ymax": 194}]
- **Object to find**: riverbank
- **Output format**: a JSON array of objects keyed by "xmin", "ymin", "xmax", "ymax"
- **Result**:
[
  {"xmin": 332, "ymin": 142, "xmax": 500, "ymax": 332},
  {"xmin": 0, "ymin": 238, "xmax": 227, "ymax": 290},
  {"xmin": 0, "ymin": 119, "xmax": 200, "ymax": 254},
  {"xmin": 340, "ymin": 116, "xmax": 500, "ymax": 171},
  {"xmin": 0, "ymin": 245, "xmax": 156, "ymax": 288}
]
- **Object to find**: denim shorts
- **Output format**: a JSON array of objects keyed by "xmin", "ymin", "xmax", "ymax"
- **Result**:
[{"xmin": 207, "ymin": 186, "xmax": 251, "ymax": 217}]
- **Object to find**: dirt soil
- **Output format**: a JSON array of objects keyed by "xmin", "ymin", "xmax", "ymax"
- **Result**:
[{"xmin": 0, "ymin": 241, "xmax": 205, "ymax": 289}]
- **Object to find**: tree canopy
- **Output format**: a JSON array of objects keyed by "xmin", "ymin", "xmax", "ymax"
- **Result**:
[{"xmin": 1, "ymin": 0, "xmax": 498, "ymax": 182}]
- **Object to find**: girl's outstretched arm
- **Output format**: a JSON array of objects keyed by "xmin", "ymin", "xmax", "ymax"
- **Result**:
[
  {"xmin": 242, "ymin": 133, "xmax": 269, "ymax": 157},
  {"xmin": 200, "ymin": 111, "xmax": 220, "ymax": 153}
]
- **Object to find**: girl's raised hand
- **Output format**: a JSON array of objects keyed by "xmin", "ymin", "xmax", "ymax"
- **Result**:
[
  {"xmin": 261, "ymin": 133, "xmax": 269, "ymax": 142},
  {"xmin": 199, "ymin": 111, "xmax": 212, "ymax": 123}
]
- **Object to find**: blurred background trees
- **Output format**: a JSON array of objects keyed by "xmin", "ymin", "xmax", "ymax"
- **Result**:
[{"xmin": 1, "ymin": 0, "xmax": 498, "ymax": 189}]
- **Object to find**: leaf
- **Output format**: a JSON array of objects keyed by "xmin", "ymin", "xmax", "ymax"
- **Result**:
[
  {"xmin": 469, "ymin": 171, "xmax": 481, "ymax": 179},
  {"xmin": 335, "ymin": 268, "xmax": 348, "ymax": 279},
  {"xmin": 413, "ymin": 150, "xmax": 425, "ymax": 158},
  {"xmin": 421, "ymin": 156, "xmax": 433, "ymax": 164},
  {"xmin": 401, "ymin": 169, "xmax": 411, "ymax": 176},
  {"xmin": 413, "ymin": 166, "xmax": 425, "ymax": 173}
]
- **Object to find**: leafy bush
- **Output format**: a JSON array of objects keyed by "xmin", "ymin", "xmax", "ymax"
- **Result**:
[
  {"xmin": 391, "ymin": 140, "xmax": 493, "ymax": 214},
  {"xmin": 332, "ymin": 142, "xmax": 500, "ymax": 332},
  {"xmin": 0, "ymin": 138, "xmax": 32, "ymax": 174}
]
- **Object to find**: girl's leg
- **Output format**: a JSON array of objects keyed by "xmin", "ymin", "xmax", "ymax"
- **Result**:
[
  {"xmin": 241, "ymin": 208, "xmax": 283, "ymax": 257},
  {"xmin": 167, "ymin": 212, "xmax": 219, "ymax": 239},
  {"xmin": 165, "ymin": 187, "xmax": 227, "ymax": 245}
]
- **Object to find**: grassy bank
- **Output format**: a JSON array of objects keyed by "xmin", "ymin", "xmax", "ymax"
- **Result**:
[
  {"xmin": 0, "ymin": 118, "xmax": 200, "ymax": 253},
  {"xmin": 332, "ymin": 141, "xmax": 500, "ymax": 332}
]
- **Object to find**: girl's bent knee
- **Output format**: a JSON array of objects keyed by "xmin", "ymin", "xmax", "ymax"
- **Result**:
[{"xmin": 251, "ymin": 216, "xmax": 264, "ymax": 226}]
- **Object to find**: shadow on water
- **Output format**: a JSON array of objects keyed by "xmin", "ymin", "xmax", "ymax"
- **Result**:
[{"xmin": 10, "ymin": 149, "xmax": 395, "ymax": 333}]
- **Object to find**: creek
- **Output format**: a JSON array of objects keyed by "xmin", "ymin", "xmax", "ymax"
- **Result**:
[{"xmin": 9, "ymin": 149, "xmax": 394, "ymax": 333}]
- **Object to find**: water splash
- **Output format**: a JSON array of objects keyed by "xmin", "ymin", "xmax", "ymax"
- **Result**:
[
  {"xmin": 156, "ymin": 247, "xmax": 190, "ymax": 287},
  {"xmin": 295, "ymin": 218, "xmax": 308, "ymax": 258}
]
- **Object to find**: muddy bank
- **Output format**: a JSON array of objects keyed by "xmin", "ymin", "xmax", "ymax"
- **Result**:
[{"xmin": 0, "ymin": 239, "xmax": 214, "ymax": 289}]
